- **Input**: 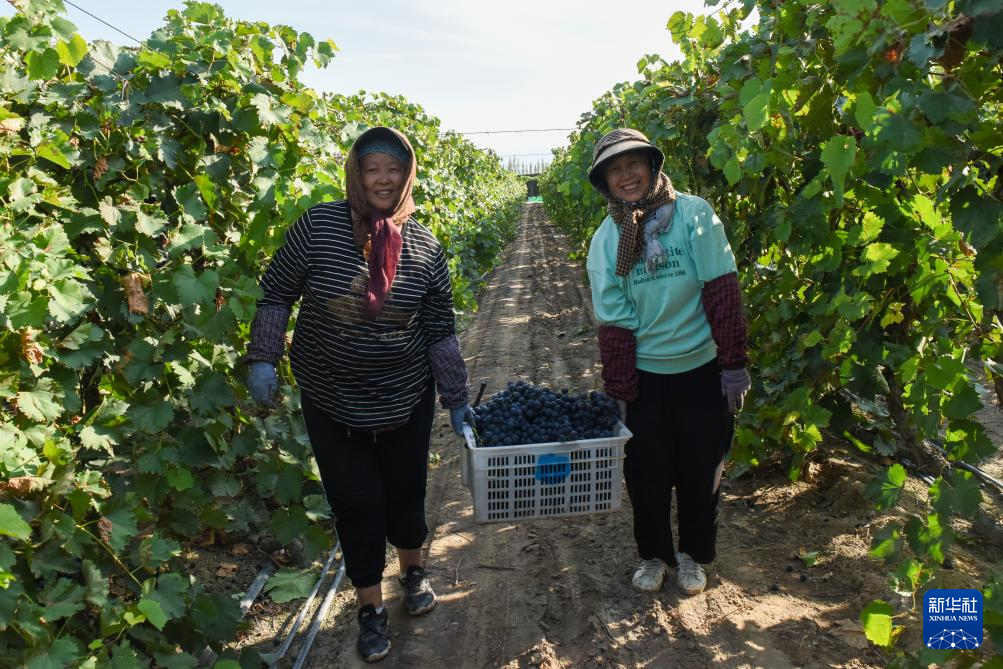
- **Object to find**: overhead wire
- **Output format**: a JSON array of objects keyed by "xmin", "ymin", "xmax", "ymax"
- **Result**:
[
  {"xmin": 64, "ymin": 0, "xmax": 153, "ymax": 51},
  {"xmin": 53, "ymin": 2, "xmax": 576, "ymax": 153},
  {"xmin": 453, "ymin": 128, "xmax": 573, "ymax": 135}
]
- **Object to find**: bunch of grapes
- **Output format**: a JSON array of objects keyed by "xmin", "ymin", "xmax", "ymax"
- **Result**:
[{"xmin": 469, "ymin": 380, "xmax": 622, "ymax": 447}]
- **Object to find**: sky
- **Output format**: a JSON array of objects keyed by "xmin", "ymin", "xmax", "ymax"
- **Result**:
[{"xmin": 4, "ymin": 0, "xmax": 710, "ymax": 165}]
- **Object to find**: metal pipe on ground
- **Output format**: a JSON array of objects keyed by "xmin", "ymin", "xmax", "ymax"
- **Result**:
[
  {"xmin": 291, "ymin": 561, "xmax": 347, "ymax": 669},
  {"xmin": 261, "ymin": 542, "xmax": 342, "ymax": 665}
]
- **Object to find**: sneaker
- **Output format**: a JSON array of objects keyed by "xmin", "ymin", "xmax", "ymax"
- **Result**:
[
  {"xmin": 632, "ymin": 558, "xmax": 668, "ymax": 592},
  {"xmin": 676, "ymin": 552, "xmax": 707, "ymax": 595},
  {"xmin": 399, "ymin": 565, "xmax": 437, "ymax": 616},
  {"xmin": 356, "ymin": 604, "xmax": 390, "ymax": 663}
]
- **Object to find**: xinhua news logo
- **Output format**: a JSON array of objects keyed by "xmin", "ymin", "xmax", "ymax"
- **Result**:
[{"xmin": 923, "ymin": 589, "xmax": 983, "ymax": 650}]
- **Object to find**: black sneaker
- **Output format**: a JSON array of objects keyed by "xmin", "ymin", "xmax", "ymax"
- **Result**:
[
  {"xmin": 356, "ymin": 604, "xmax": 390, "ymax": 663},
  {"xmin": 399, "ymin": 565, "xmax": 436, "ymax": 616}
]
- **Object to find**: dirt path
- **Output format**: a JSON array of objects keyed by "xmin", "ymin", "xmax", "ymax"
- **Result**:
[{"xmin": 232, "ymin": 203, "xmax": 1001, "ymax": 668}]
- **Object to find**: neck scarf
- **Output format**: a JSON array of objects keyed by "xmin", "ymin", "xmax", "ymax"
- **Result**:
[
  {"xmin": 599, "ymin": 169, "xmax": 676, "ymax": 276},
  {"xmin": 362, "ymin": 215, "xmax": 403, "ymax": 319},
  {"xmin": 344, "ymin": 128, "xmax": 418, "ymax": 319}
]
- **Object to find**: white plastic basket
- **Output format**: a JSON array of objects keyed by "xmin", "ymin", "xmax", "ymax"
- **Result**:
[{"xmin": 460, "ymin": 422, "xmax": 631, "ymax": 524}]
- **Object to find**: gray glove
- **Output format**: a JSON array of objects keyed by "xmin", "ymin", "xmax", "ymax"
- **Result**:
[
  {"xmin": 450, "ymin": 404, "xmax": 474, "ymax": 437},
  {"xmin": 247, "ymin": 361, "xmax": 278, "ymax": 407},
  {"xmin": 721, "ymin": 367, "xmax": 751, "ymax": 413}
]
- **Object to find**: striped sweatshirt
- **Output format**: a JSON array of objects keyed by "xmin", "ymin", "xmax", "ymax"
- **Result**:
[{"xmin": 246, "ymin": 200, "xmax": 469, "ymax": 430}]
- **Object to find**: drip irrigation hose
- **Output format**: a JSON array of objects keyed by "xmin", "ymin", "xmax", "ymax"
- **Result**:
[{"xmin": 925, "ymin": 440, "xmax": 1003, "ymax": 492}]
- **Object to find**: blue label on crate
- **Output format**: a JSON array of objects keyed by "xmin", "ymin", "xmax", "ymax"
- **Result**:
[
  {"xmin": 923, "ymin": 589, "xmax": 983, "ymax": 650},
  {"xmin": 535, "ymin": 453, "xmax": 570, "ymax": 485}
]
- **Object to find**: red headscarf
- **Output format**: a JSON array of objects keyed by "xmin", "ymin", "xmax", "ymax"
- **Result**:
[{"xmin": 344, "ymin": 127, "xmax": 418, "ymax": 319}]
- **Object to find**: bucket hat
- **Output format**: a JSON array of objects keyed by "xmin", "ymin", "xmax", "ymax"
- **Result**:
[{"xmin": 587, "ymin": 128, "xmax": 664, "ymax": 190}]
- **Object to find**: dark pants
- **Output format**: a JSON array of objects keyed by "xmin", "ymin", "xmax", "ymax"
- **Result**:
[
  {"xmin": 300, "ymin": 385, "xmax": 435, "ymax": 588},
  {"xmin": 623, "ymin": 360, "xmax": 734, "ymax": 566}
]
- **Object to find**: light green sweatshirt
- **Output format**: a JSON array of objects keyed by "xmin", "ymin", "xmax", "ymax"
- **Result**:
[{"xmin": 586, "ymin": 192, "xmax": 738, "ymax": 374}]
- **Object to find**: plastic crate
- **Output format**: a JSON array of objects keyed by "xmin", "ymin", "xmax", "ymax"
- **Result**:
[{"xmin": 460, "ymin": 422, "xmax": 631, "ymax": 524}]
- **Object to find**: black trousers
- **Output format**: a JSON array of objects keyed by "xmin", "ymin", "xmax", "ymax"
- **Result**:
[
  {"xmin": 623, "ymin": 360, "xmax": 734, "ymax": 566},
  {"xmin": 300, "ymin": 385, "xmax": 435, "ymax": 588}
]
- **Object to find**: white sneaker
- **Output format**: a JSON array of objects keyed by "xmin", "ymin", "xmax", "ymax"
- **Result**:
[
  {"xmin": 632, "ymin": 558, "xmax": 668, "ymax": 592},
  {"xmin": 676, "ymin": 552, "xmax": 707, "ymax": 595}
]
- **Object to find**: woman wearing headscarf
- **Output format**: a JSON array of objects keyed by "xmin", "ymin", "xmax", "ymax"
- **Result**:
[
  {"xmin": 585, "ymin": 128, "xmax": 751, "ymax": 596},
  {"xmin": 244, "ymin": 126, "xmax": 471, "ymax": 662}
]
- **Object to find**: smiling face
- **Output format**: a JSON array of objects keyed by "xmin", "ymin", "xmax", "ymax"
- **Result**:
[
  {"xmin": 602, "ymin": 150, "xmax": 653, "ymax": 203},
  {"xmin": 360, "ymin": 152, "xmax": 406, "ymax": 212}
]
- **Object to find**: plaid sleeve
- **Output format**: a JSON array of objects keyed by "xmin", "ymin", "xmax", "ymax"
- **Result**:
[
  {"xmin": 701, "ymin": 272, "xmax": 748, "ymax": 370},
  {"xmin": 427, "ymin": 334, "xmax": 470, "ymax": 409},
  {"xmin": 597, "ymin": 325, "xmax": 638, "ymax": 401},
  {"xmin": 244, "ymin": 304, "xmax": 291, "ymax": 365}
]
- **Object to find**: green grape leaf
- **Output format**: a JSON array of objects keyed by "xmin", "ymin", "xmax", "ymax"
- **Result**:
[
  {"xmin": 166, "ymin": 466, "xmax": 194, "ymax": 492},
  {"xmin": 951, "ymin": 187, "xmax": 1003, "ymax": 248},
  {"xmin": 47, "ymin": 279, "xmax": 91, "ymax": 322},
  {"xmin": 37, "ymin": 142, "xmax": 72, "ymax": 169},
  {"xmin": 852, "ymin": 91, "xmax": 876, "ymax": 130},
  {"xmin": 173, "ymin": 183, "xmax": 207, "ymax": 221},
  {"xmin": 137, "ymin": 597, "xmax": 168, "ymax": 629},
  {"xmin": 128, "ymin": 401, "xmax": 175, "ymax": 434},
  {"xmin": 5, "ymin": 291, "xmax": 49, "ymax": 329},
  {"xmin": 58, "ymin": 322, "xmax": 107, "ymax": 369},
  {"xmin": 139, "ymin": 535, "xmax": 182, "ymax": 571},
  {"xmin": 854, "ymin": 242, "xmax": 900, "ymax": 276},
  {"xmin": 189, "ymin": 592, "xmax": 242, "ymax": 642},
  {"xmin": 8, "ymin": 178, "xmax": 43, "ymax": 212},
  {"xmin": 26, "ymin": 47, "xmax": 61, "ymax": 80},
  {"xmin": 172, "ymin": 265, "xmax": 218, "ymax": 305},
  {"xmin": 860, "ymin": 600, "xmax": 895, "ymax": 647},
  {"xmin": 25, "ymin": 638, "xmax": 81, "ymax": 669},
  {"xmin": 190, "ymin": 372, "xmax": 234, "ymax": 413},
  {"xmin": 146, "ymin": 75, "xmax": 184, "ymax": 108},
  {"xmin": 271, "ymin": 505, "xmax": 309, "ymax": 544},
  {"xmin": 869, "ymin": 525, "xmax": 902, "ymax": 563},
  {"xmin": 135, "ymin": 210, "xmax": 168, "ymax": 237},
  {"xmin": 0, "ymin": 504, "xmax": 32, "ymax": 541},
  {"xmin": 168, "ymin": 222, "xmax": 212, "ymax": 256},
  {"xmin": 820, "ymin": 135, "xmax": 857, "ymax": 205},
  {"xmin": 83, "ymin": 560, "xmax": 109, "ymax": 608},
  {"xmin": 723, "ymin": 156, "xmax": 741, "ymax": 185},
  {"xmin": 56, "ymin": 34, "xmax": 88, "ymax": 67},
  {"xmin": 929, "ymin": 470, "xmax": 983, "ymax": 518},
  {"xmin": 16, "ymin": 389, "xmax": 63, "ymax": 422},
  {"xmin": 78, "ymin": 426, "xmax": 116, "ymax": 454},
  {"xmin": 136, "ymin": 48, "xmax": 171, "ymax": 69},
  {"xmin": 40, "ymin": 578, "xmax": 86, "ymax": 620},
  {"xmin": 102, "ymin": 507, "xmax": 138, "ymax": 552},
  {"xmin": 154, "ymin": 653, "xmax": 199, "ymax": 669},
  {"xmin": 264, "ymin": 567, "xmax": 318, "ymax": 603},
  {"xmin": 147, "ymin": 572, "xmax": 187, "ymax": 620},
  {"xmin": 942, "ymin": 381, "xmax": 983, "ymax": 419},
  {"xmin": 250, "ymin": 93, "xmax": 290, "ymax": 127},
  {"xmin": 864, "ymin": 464, "xmax": 907, "ymax": 510},
  {"xmin": 744, "ymin": 92, "xmax": 770, "ymax": 131}
]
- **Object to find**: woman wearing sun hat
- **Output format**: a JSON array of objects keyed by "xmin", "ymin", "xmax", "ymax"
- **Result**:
[
  {"xmin": 585, "ymin": 128, "xmax": 750, "ymax": 596},
  {"xmin": 244, "ymin": 126, "xmax": 472, "ymax": 662}
]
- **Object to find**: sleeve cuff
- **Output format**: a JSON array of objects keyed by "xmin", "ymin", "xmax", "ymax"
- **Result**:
[{"xmin": 427, "ymin": 335, "xmax": 470, "ymax": 408}]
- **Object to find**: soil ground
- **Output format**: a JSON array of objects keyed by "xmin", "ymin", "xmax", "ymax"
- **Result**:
[{"xmin": 195, "ymin": 203, "xmax": 1002, "ymax": 668}]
